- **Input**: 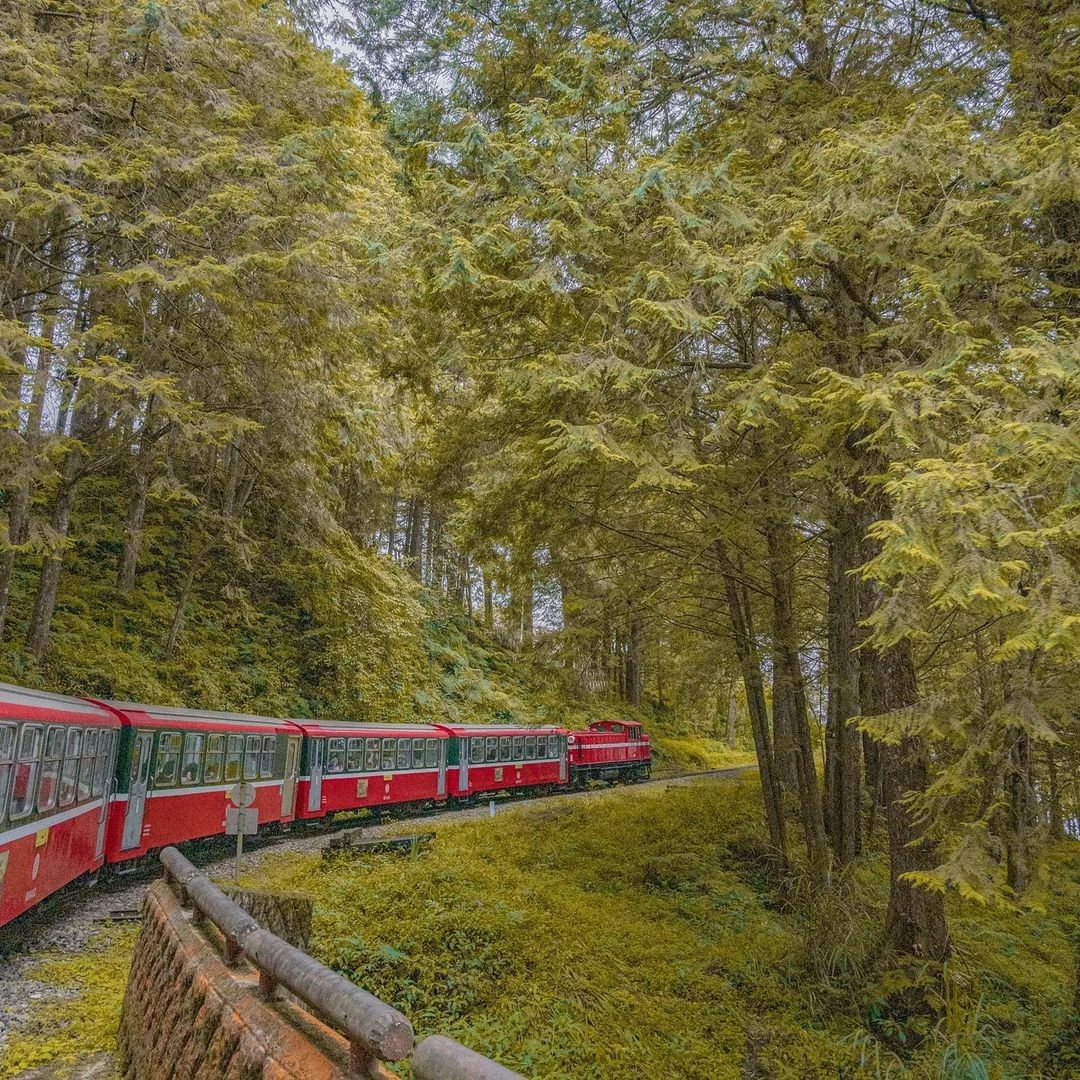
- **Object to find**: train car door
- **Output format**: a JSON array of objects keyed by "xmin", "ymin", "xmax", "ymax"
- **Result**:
[
  {"xmin": 95, "ymin": 729, "xmax": 116, "ymax": 859},
  {"xmin": 558, "ymin": 737, "xmax": 568, "ymax": 783},
  {"xmin": 307, "ymin": 738, "xmax": 324, "ymax": 812},
  {"xmin": 281, "ymin": 737, "xmax": 301, "ymax": 818},
  {"xmin": 457, "ymin": 737, "xmax": 469, "ymax": 795},
  {"xmin": 437, "ymin": 739, "xmax": 447, "ymax": 797},
  {"xmin": 121, "ymin": 731, "xmax": 154, "ymax": 850}
]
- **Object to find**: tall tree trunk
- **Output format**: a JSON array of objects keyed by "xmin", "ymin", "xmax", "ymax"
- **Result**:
[
  {"xmin": 625, "ymin": 613, "xmax": 643, "ymax": 706},
  {"xmin": 483, "ymin": 570, "xmax": 494, "ymax": 629},
  {"xmin": 26, "ymin": 447, "xmax": 81, "ymax": 660},
  {"xmin": 726, "ymin": 681, "xmax": 738, "ymax": 749},
  {"xmin": 718, "ymin": 542, "xmax": 788, "ymax": 870},
  {"xmin": 877, "ymin": 639, "xmax": 951, "ymax": 963},
  {"xmin": 825, "ymin": 497, "xmax": 863, "ymax": 864},
  {"xmin": 117, "ymin": 397, "xmax": 158, "ymax": 593},
  {"xmin": 385, "ymin": 491, "xmax": 398, "ymax": 558},
  {"xmin": 766, "ymin": 511, "xmax": 829, "ymax": 879},
  {"xmin": 404, "ymin": 497, "xmax": 424, "ymax": 576}
]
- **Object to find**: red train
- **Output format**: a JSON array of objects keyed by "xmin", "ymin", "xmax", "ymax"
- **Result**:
[{"xmin": 0, "ymin": 682, "xmax": 649, "ymax": 928}]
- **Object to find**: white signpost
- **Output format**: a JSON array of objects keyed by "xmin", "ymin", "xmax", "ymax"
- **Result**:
[{"xmin": 226, "ymin": 782, "xmax": 258, "ymax": 882}]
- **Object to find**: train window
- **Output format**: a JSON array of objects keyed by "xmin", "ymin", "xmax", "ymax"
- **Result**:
[
  {"xmin": 381, "ymin": 738, "xmax": 395, "ymax": 770},
  {"xmin": 93, "ymin": 731, "xmax": 113, "ymax": 797},
  {"xmin": 37, "ymin": 725, "xmax": 65, "ymax": 812},
  {"xmin": 425, "ymin": 739, "xmax": 439, "ymax": 768},
  {"xmin": 77, "ymin": 728, "xmax": 99, "ymax": 801},
  {"xmin": 224, "ymin": 735, "xmax": 244, "ymax": 782},
  {"xmin": 536, "ymin": 735, "xmax": 546, "ymax": 758},
  {"xmin": 512, "ymin": 736, "xmax": 524, "ymax": 761},
  {"xmin": 260, "ymin": 735, "xmax": 276, "ymax": 778},
  {"xmin": 396, "ymin": 738, "xmax": 410, "ymax": 770},
  {"xmin": 547, "ymin": 736, "xmax": 558, "ymax": 758},
  {"xmin": 525, "ymin": 735, "xmax": 536, "ymax": 759},
  {"xmin": 243, "ymin": 735, "xmax": 261, "ymax": 780},
  {"xmin": 470, "ymin": 738, "xmax": 484, "ymax": 764},
  {"xmin": 180, "ymin": 733, "xmax": 204, "ymax": 786},
  {"xmin": 59, "ymin": 728, "xmax": 81, "ymax": 807},
  {"xmin": 347, "ymin": 738, "xmax": 364, "ymax": 772},
  {"xmin": 326, "ymin": 738, "xmax": 346, "ymax": 774},
  {"xmin": 485, "ymin": 736, "xmax": 498, "ymax": 763},
  {"xmin": 204, "ymin": 735, "xmax": 226, "ymax": 783},
  {"xmin": 364, "ymin": 738, "xmax": 380, "ymax": 771},
  {"xmin": 412, "ymin": 738, "xmax": 424, "ymax": 768},
  {"xmin": 154, "ymin": 732, "xmax": 182, "ymax": 788},
  {"xmin": 9, "ymin": 724, "xmax": 44, "ymax": 820},
  {"xmin": 499, "ymin": 736, "xmax": 511, "ymax": 762},
  {"xmin": 0, "ymin": 723, "xmax": 15, "ymax": 823}
]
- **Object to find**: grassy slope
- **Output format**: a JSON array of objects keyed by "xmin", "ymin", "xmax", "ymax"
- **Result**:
[{"xmin": 238, "ymin": 777, "xmax": 1079, "ymax": 1080}]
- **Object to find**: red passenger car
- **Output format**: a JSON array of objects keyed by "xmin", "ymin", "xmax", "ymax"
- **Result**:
[
  {"xmin": 98, "ymin": 703, "xmax": 298, "ymax": 863},
  {"xmin": 292, "ymin": 722, "xmax": 450, "ymax": 819},
  {"xmin": 439, "ymin": 725, "xmax": 567, "ymax": 799},
  {"xmin": 568, "ymin": 719, "xmax": 651, "ymax": 783},
  {"xmin": 0, "ymin": 684, "xmax": 121, "ymax": 926}
]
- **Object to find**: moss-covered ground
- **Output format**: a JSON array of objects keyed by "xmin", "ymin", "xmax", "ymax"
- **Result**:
[
  {"xmin": 0, "ymin": 925, "xmax": 135, "ymax": 1079},
  {"xmin": 238, "ymin": 776, "xmax": 1079, "ymax": 1079}
]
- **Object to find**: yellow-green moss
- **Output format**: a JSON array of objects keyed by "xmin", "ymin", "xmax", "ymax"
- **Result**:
[
  {"xmin": 238, "ymin": 779, "xmax": 1079, "ymax": 1079},
  {"xmin": 0, "ymin": 925, "xmax": 136, "ymax": 1079}
]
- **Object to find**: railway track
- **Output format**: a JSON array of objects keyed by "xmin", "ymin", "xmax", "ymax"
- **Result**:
[{"xmin": 0, "ymin": 764, "xmax": 755, "ymax": 950}]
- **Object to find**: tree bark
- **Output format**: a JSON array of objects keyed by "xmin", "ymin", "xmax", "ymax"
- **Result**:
[
  {"xmin": 765, "ymin": 510, "xmax": 829, "ymax": 880},
  {"xmin": 878, "ymin": 639, "xmax": 951, "ymax": 963},
  {"xmin": 825, "ymin": 497, "xmax": 863, "ymax": 863},
  {"xmin": 625, "ymin": 613, "xmax": 643, "ymax": 706},
  {"xmin": 718, "ymin": 541, "xmax": 788, "ymax": 870}
]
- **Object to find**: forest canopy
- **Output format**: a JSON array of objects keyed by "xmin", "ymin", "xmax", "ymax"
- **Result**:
[{"xmin": 1, "ymin": 0, "xmax": 1078, "ymax": 1069}]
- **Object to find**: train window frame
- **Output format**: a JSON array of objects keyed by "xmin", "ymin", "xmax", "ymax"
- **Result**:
[
  {"xmin": 412, "ymin": 738, "xmax": 424, "ymax": 769},
  {"xmin": 381, "ymin": 738, "xmax": 395, "ymax": 770},
  {"xmin": 326, "ymin": 737, "xmax": 346, "ymax": 775},
  {"xmin": 470, "ymin": 737, "xmax": 484, "ymax": 764},
  {"xmin": 243, "ymin": 735, "xmax": 260, "ymax": 780},
  {"xmin": 499, "ymin": 736, "xmax": 511, "ymax": 762},
  {"xmin": 77, "ymin": 728, "xmax": 99, "ymax": 802},
  {"xmin": 37, "ymin": 725, "xmax": 65, "ymax": 813},
  {"xmin": 180, "ymin": 733, "xmax": 204, "ymax": 787},
  {"xmin": 260, "ymin": 735, "xmax": 276, "ymax": 779},
  {"xmin": 536, "ymin": 735, "xmax": 547, "ymax": 758},
  {"xmin": 9, "ymin": 723, "xmax": 44, "ymax": 821},
  {"xmin": 59, "ymin": 727, "xmax": 82, "ymax": 807},
  {"xmin": 364, "ymin": 738, "xmax": 380, "ymax": 771},
  {"xmin": 512, "ymin": 736, "xmax": 524, "ymax": 761},
  {"xmin": 154, "ymin": 732, "xmax": 182, "ymax": 788},
  {"xmin": 396, "ymin": 738, "xmax": 410, "ymax": 770},
  {"xmin": 525, "ymin": 735, "xmax": 536, "ymax": 759},
  {"xmin": 92, "ymin": 730, "xmax": 113, "ymax": 797},
  {"xmin": 547, "ymin": 736, "xmax": 558, "ymax": 757},
  {"xmin": 204, "ymin": 734, "xmax": 226, "ymax": 783},
  {"xmin": 347, "ymin": 738, "xmax": 364, "ymax": 773},
  {"xmin": 0, "ymin": 722, "xmax": 15, "ymax": 824},
  {"xmin": 485, "ymin": 736, "xmax": 498, "ymax": 763},
  {"xmin": 424, "ymin": 739, "xmax": 438, "ymax": 768},
  {"xmin": 224, "ymin": 734, "xmax": 244, "ymax": 783}
]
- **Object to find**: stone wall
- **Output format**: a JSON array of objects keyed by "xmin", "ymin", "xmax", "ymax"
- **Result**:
[
  {"xmin": 118, "ymin": 881, "xmax": 351, "ymax": 1080},
  {"xmin": 219, "ymin": 885, "xmax": 312, "ymax": 951}
]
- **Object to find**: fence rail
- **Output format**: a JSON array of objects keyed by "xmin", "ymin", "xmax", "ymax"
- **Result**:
[{"xmin": 160, "ymin": 846, "xmax": 524, "ymax": 1080}]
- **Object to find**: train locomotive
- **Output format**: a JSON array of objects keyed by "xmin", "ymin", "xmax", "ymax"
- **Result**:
[{"xmin": 0, "ymin": 681, "xmax": 650, "ymax": 929}]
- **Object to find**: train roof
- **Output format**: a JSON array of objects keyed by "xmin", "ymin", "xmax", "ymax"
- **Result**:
[
  {"xmin": 104, "ymin": 701, "xmax": 297, "ymax": 732},
  {"xmin": 0, "ymin": 681, "xmax": 119, "ymax": 723},
  {"xmin": 437, "ymin": 724, "xmax": 567, "ymax": 736},
  {"xmin": 293, "ymin": 720, "xmax": 447, "ymax": 736}
]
